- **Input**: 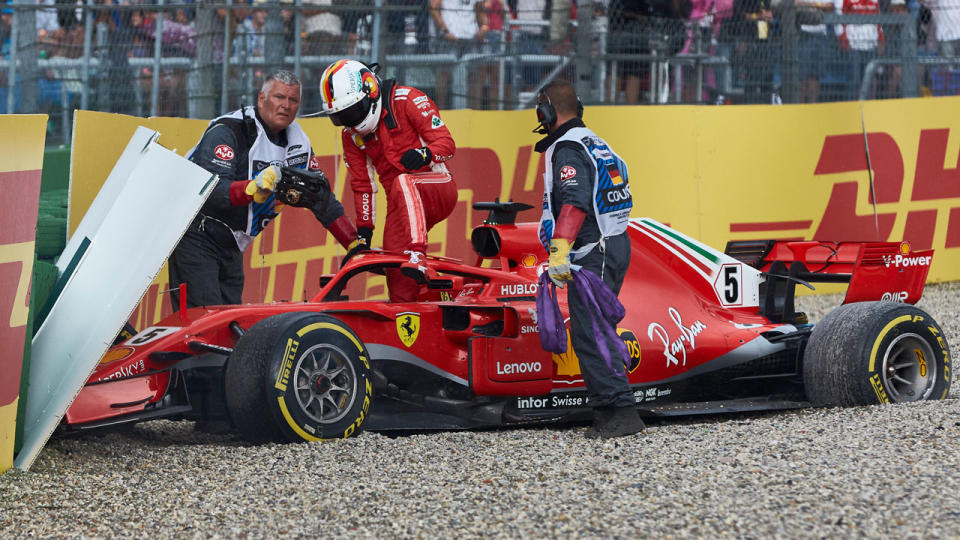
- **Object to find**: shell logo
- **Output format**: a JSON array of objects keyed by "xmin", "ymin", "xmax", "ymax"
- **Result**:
[
  {"xmin": 521, "ymin": 254, "xmax": 538, "ymax": 268},
  {"xmin": 900, "ymin": 242, "xmax": 911, "ymax": 256},
  {"xmin": 99, "ymin": 347, "xmax": 134, "ymax": 365}
]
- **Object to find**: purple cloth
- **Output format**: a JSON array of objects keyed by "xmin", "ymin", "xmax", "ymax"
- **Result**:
[
  {"xmin": 537, "ymin": 272, "xmax": 567, "ymax": 353},
  {"xmin": 536, "ymin": 269, "xmax": 629, "ymax": 375}
]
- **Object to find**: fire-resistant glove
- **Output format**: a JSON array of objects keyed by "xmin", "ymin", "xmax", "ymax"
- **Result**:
[
  {"xmin": 400, "ymin": 146, "xmax": 432, "ymax": 171},
  {"xmin": 547, "ymin": 237, "xmax": 573, "ymax": 287},
  {"xmin": 245, "ymin": 164, "xmax": 281, "ymax": 203},
  {"xmin": 341, "ymin": 235, "xmax": 369, "ymax": 269},
  {"xmin": 357, "ymin": 226, "xmax": 373, "ymax": 249}
]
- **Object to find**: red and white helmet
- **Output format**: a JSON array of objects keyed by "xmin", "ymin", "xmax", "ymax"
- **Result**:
[{"xmin": 319, "ymin": 59, "xmax": 382, "ymax": 136}]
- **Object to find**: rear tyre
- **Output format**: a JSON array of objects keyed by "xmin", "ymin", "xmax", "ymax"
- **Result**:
[
  {"xmin": 803, "ymin": 302, "xmax": 951, "ymax": 406},
  {"xmin": 226, "ymin": 312, "xmax": 373, "ymax": 443}
]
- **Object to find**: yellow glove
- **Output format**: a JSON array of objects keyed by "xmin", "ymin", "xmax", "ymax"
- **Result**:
[
  {"xmin": 245, "ymin": 165, "xmax": 281, "ymax": 203},
  {"xmin": 547, "ymin": 238, "xmax": 573, "ymax": 287}
]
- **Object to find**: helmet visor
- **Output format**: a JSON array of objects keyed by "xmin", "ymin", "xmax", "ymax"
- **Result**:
[{"xmin": 329, "ymin": 98, "xmax": 371, "ymax": 128}]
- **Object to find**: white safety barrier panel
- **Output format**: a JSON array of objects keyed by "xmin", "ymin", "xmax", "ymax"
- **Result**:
[{"xmin": 15, "ymin": 130, "xmax": 216, "ymax": 469}]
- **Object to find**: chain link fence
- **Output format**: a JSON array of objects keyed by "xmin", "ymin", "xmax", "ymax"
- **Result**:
[{"xmin": 1, "ymin": 0, "xmax": 958, "ymax": 145}]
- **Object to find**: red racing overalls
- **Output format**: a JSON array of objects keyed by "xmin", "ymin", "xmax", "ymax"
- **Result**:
[{"xmin": 341, "ymin": 80, "xmax": 458, "ymax": 302}]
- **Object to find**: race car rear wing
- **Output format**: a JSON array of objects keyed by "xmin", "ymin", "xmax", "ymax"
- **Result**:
[{"xmin": 725, "ymin": 239, "xmax": 933, "ymax": 319}]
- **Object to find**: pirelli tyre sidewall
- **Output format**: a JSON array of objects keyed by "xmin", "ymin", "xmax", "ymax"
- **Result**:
[
  {"xmin": 861, "ymin": 304, "xmax": 951, "ymax": 404},
  {"xmin": 265, "ymin": 313, "xmax": 373, "ymax": 441},
  {"xmin": 803, "ymin": 302, "xmax": 951, "ymax": 406}
]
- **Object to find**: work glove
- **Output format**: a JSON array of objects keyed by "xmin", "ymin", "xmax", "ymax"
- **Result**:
[
  {"xmin": 245, "ymin": 164, "xmax": 280, "ymax": 204},
  {"xmin": 400, "ymin": 146, "xmax": 432, "ymax": 171},
  {"xmin": 547, "ymin": 238, "xmax": 573, "ymax": 287},
  {"xmin": 341, "ymin": 234, "xmax": 369, "ymax": 269}
]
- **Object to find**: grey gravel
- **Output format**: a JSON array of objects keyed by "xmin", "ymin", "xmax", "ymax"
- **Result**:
[{"xmin": 3, "ymin": 282, "xmax": 960, "ymax": 539}]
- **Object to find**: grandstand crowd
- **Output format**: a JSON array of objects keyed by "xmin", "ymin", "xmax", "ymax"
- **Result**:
[{"xmin": 0, "ymin": 0, "xmax": 958, "ymax": 135}]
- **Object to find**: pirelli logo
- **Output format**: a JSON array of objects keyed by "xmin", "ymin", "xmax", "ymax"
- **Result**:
[
  {"xmin": 870, "ymin": 373, "xmax": 890, "ymax": 404},
  {"xmin": 274, "ymin": 338, "xmax": 299, "ymax": 391}
]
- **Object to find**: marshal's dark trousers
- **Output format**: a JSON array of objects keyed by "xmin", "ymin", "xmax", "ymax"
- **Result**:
[{"xmin": 567, "ymin": 231, "xmax": 635, "ymax": 408}]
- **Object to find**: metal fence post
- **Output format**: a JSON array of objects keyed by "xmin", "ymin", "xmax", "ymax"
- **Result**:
[
  {"xmin": 193, "ymin": 0, "xmax": 217, "ymax": 119},
  {"xmin": 294, "ymin": 0, "xmax": 302, "ymax": 79},
  {"xmin": 372, "ymin": 0, "xmax": 383, "ymax": 66},
  {"xmin": 151, "ymin": 0, "xmax": 165, "ymax": 117},
  {"xmin": 221, "ymin": 0, "xmax": 233, "ymax": 114},
  {"xmin": 574, "ymin": 0, "xmax": 593, "ymax": 103},
  {"xmin": 81, "ymin": 0, "xmax": 94, "ymax": 111},
  {"xmin": 901, "ymin": 13, "xmax": 918, "ymax": 98},
  {"xmin": 265, "ymin": 1, "xmax": 284, "ymax": 74},
  {"xmin": 781, "ymin": 4, "xmax": 798, "ymax": 103},
  {"xmin": 7, "ymin": 1, "xmax": 17, "ymax": 114},
  {"xmin": 16, "ymin": 0, "xmax": 37, "ymax": 113}
]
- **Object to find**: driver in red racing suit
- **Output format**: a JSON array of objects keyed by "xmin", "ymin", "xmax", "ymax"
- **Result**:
[{"xmin": 318, "ymin": 59, "xmax": 458, "ymax": 303}]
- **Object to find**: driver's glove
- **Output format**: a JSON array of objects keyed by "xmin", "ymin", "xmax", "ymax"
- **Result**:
[
  {"xmin": 357, "ymin": 226, "xmax": 373, "ymax": 248},
  {"xmin": 400, "ymin": 147, "xmax": 432, "ymax": 171},
  {"xmin": 341, "ymin": 234, "xmax": 369, "ymax": 269},
  {"xmin": 547, "ymin": 238, "xmax": 573, "ymax": 288}
]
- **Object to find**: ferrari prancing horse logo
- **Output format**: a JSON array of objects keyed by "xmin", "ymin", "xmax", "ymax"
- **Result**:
[{"xmin": 396, "ymin": 312, "xmax": 420, "ymax": 347}]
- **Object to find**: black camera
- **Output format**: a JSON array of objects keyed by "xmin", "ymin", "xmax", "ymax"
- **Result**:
[{"xmin": 275, "ymin": 166, "xmax": 331, "ymax": 208}]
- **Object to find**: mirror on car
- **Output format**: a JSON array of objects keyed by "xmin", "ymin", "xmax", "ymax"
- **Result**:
[{"xmin": 427, "ymin": 274, "xmax": 463, "ymax": 291}]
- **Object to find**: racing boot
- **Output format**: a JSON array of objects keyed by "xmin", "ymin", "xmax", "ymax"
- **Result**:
[
  {"xmin": 585, "ymin": 406, "xmax": 646, "ymax": 439},
  {"xmin": 400, "ymin": 250, "xmax": 438, "ymax": 284}
]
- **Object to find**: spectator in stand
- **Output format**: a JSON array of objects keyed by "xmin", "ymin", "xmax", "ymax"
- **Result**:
[
  {"xmin": 136, "ymin": 8, "xmax": 197, "ymax": 116},
  {"xmin": 429, "ymin": 0, "xmax": 489, "ymax": 109},
  {"xmin": 793, "ymin": 0, "xmax": 836, "ymax": 103},
  {"xmin": 384, "ymin": 0, "xmax": 428, "ymax": 53},
  {"xmin": 608, "ymin": 0, "xmax": 648, "ymax": 104},
  {"xmin": 608, "ymin": 0, "xmax": 691, "ymax": 104},
  {"xmin": 881, "ymin": 0, "xmax": 908, "ymax": 97},
  {"xmin": 728, "ymin": 0, "xmax": 776, "ymax": 103},
  {"xmin": 476, "ymin": 0, "xmax": 506, "ymax": 108},
  {"xmin": 303, "ymin": 0, "xmax": 343, "ymax": 56},
  {"xmin": 216, "ymin": 3, "xmax": 251, "ymax": 61},
  {"xmin": 243, "ymin": 4, "xmax": 268, "ymax": 58},
  {"xmin": 53, "ymin": 0, "xmax": 85, "ymax": 58},
  {"xmin": 93, "ymin": 2, "xmax": 137, "ymax": 115},
  {"xmin": 36, "ymin": 0, "xmax": 61, "ymax": 58},
  {"xmin": 925, "ymin": 0, "xmax": 960, "ymax": 57},
  {"xmin": 834, "ymin": 0, "xmax": 883, "ymax": 100},
  {"xmin": 711, "ymin": 0, "xmax": 735, "ymax": 100},
  {"xmin": 679, "ymin": 0, "xmax": 717, "ymax": 101},
  {"xmin": 341, "ymin": 1, "xmax": 374, "ymax": 55},
  {"xmin": 507, "ymin": 0, "xmax": 547, "ymax": 95},
  {"xmin": 0, "ymin": 4, "xmax": 11, "ymax": 61},
  {"xmin": 917, "ymin": 0, "xmax": 936, "ymax": 54}
]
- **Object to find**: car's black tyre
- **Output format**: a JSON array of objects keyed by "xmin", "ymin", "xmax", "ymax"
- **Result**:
[
  {"xmin": 225, "ymin": 312, "xmax": 373, "ymax": 443},
  {"xmin": 803, "ymin": 302, "xmax": 951, "ymax": 406}
]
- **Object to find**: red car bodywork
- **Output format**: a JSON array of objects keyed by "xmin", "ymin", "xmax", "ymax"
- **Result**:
[{"xmin": 65, "ymin": 204, "xmax": 935, "ymax": 432}]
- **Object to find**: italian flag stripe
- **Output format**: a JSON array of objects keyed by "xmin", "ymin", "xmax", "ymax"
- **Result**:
[
  {"xmin": 641, "ymin": 219, "xmax": 721, "ymax": 265},
  {"xmin": 631, "ymin": 219, "xmax": 718, "ymax": 279}
]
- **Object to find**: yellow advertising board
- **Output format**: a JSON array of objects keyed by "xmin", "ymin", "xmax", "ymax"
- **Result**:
[
  {"xmin": 69, "ymin": 97, "xmax": 960, "ymax": 328},
  {"xmin": 0, "ymin": 114, "xmax": 46, "ymax": 473}
]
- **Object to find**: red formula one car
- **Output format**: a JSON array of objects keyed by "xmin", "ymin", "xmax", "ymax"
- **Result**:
[{"xmin": 65, "ymin": 202, "xmax": 951, "ymax": 442}]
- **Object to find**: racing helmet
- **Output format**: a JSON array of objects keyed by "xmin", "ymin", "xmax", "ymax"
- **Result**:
[{"xmin": 319, "ymin": 59, "xmax": 382, "ymax": 136}]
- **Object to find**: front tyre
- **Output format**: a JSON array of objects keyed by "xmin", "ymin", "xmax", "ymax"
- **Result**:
[
  {"xmin": 226, "ymin": 313, "xmax": 373, "ymax": 443},
  {"xmin": 803, "ymin": 302, "xmax": 951, "ymax": 406}
]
